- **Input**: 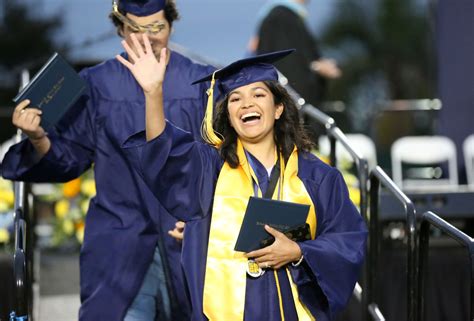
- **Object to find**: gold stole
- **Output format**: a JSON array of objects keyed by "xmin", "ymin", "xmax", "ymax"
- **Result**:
[{"xmin": 203, "ymin": 140, "xmax": 317, "ymax": 321}]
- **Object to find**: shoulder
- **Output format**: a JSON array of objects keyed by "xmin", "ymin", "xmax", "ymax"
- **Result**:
[
  {"xmin": 168, "ymin": 51, "xmax": 216, "ymax": 80},
  {"xmin": 164, "ymin": 51, "xmax": 216, "ymax": 99},
  {"xmin": 78, "ymin": 55, "xmax": 143, "ymax": 101},
  {"xmin": 265, "ymin": 5, "xmax": 298, "ymax": 21},
  {"xmin": 297, "ymin": 151, "xmax": 340, "ymax": 185},
  {"xmin": 79, "ymin": 57, "xmax": 123, "ymax": 81}
]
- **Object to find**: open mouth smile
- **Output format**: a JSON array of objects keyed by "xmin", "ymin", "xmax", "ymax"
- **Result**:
[{"xmin": 241, "ymin": 112, "xmax": 261, "ymax": 123}]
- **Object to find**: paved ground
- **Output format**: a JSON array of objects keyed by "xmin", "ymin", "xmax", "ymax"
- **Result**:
[{"xmin": 38, "ymin": 250, "xmax": 80, "ymax": 321}]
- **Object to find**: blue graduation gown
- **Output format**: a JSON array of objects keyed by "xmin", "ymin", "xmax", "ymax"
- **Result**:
[
  {"xmin": 1, "ymin": 51, "xmax": 215, "ymax": 321},
  {"xmin": 124, "ymin": 123, "xmax": 368, "ymax": 321}
]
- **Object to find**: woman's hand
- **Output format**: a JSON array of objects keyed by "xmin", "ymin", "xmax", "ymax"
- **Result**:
[
  {"xmin": 12, "ymin": 99, "xmax": 45, "ymax": 140},
  {"xmin": 245, "ymin": 225, "xmax": 303, "ymax": 270},
  {"xmin": 116, "ymin": 33, "xmax": 167, "ymax": 95},
  {"xmin": 168, "ymin": 221, "xmax": 185, "ymax": 242}
]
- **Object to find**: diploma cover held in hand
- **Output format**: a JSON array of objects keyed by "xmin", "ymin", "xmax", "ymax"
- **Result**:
[
  {"xmin": 234, "ymin": 197, "xmax": 310, "ymax": 252},
  {"xmin": 13, "ymin": 52, "xmax": 87, "ymax": 130}
]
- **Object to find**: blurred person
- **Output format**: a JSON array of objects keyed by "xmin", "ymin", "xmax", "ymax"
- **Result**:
[
  {"xmin": 250, "ymin": 0, "xmax": 341, "ymax": 107},
  {"xmin": 1, "ymin": 0, "xmax": 218, "ymax": 320},
  {"xmin": 119, "ymin": 37, "xmax": 367, "ymax": 321}
]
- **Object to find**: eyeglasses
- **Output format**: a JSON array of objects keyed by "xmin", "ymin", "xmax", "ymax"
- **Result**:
[{"xmin": 112, "ymin": 0, "xmax": 167, "ymax": 35}]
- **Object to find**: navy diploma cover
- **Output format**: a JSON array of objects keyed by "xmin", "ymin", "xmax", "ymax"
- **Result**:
[
  {"xmin": 13, "ymin": 53, "xmax": 87, "ymax": 130},
  {"xmin": 234, "ymin": 197, "xmax": 310, "ymax": 252}
]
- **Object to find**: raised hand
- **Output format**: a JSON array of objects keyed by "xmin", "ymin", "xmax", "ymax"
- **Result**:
[
  {"xmin": 12, "ymin": 99, "xmax": 45, "ymax": 140},
  {"xmin": 245, "ymin": 224, "xmax": 303, "ymax": 270},
  {"xmin": 311, "ymin": 58, "xmax": 342, "ymax": 79},
  {"xmin": 116, "ymin": 33, "xmax": 167, "ymax": 94}
]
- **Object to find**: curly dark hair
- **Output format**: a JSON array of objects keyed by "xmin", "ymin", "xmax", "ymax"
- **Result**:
[
  {"xmin": 109, "ymin": 0, "xmax": 180, "ymax": 37},
  {"xmin": 214, "ymin": 80, "xmax": 315, "ymax": 168}
]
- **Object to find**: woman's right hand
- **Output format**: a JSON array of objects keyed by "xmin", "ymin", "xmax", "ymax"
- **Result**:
[{"xmin": 12, "ymin": 99, "xmax": 46, "ymax": 140}]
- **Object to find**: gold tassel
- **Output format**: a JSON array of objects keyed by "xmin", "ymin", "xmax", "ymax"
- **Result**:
[{"xmin": 201, "ymin": 71, "xmax": 224, "ymax": 147}]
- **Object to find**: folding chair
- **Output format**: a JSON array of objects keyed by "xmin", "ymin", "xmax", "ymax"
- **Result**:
[
  {"xmin": 319, "ymin": 133, "xmax": 378, "ymax": 171},
  {"xmin": 463, "ymin": 134, "xmax": 474, "ymax": 188},
  {"xmin": 391, "ymin": 136, "xmax": 458, "ymax": 189}
]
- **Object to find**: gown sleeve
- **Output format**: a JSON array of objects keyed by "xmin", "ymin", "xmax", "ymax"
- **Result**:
[
  {"xmin": 1, "ymin": 69, "xmax": 96, "ymax": 182},
  {"xmin": 122, "ymin": 121, "xmax": 221, "ymax": 222},
  {"xmin": 291, "ymin": 167, "xmax": 368, "ymax": 320}
]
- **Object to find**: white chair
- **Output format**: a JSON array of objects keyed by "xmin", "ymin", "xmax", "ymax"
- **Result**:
[
  {"xmin": 391, "ymin": 136, "xmax": 458, "ymax": 189},
  {"xmin": 318, "ymin": 134, "xmax": 378, "ymax": 171},
  {"xmin": 463, "ymin": 134, "xmax": 474, "ymax": 187}
]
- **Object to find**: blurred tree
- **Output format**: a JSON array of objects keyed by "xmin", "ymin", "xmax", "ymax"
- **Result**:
[
  {"xmin": 0, "ymin": 0, "xmax": 62, "ymax": 71},
  {"xmin": 319, "ymin": 0, "xmax": 436, "ymax": 132},
  {"xmin": 0, "ymin": 0, "xmax": 65, "ymax": 141}
]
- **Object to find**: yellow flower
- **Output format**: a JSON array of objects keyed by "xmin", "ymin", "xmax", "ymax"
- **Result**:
[
  {"xmin": 343, "ymin": 173, "xmax": 358, "ymax": 188},
  {"xmin": 0, "ymin": 201, "xmax": 9, "ymax": 212},
  {"xmin": 0, "ymin": 228, "xmax": 10, "ymax": 243},
  {"xmin": 81, "ymin": 179, "xmax": 96, "ymax": 197},
  {"xmin": 62, "ymin": 219, "xmax": 75, "ymax": 236},
  {"xmin": 75, "ymin": 222, "xmax": 85, "ymax": 244},
  {"xmin": 55, "ymin": 199, "xmax": 70, "ymax": 219},
  {"xmin": 63, "ymin": 178, "xmax": 82, "ymax": 198},
  {"xmin": 0, "ymin": 189, "xmax": 14, "ymax": 207},
  {"xmin": 80, "ymin": 199, "xmax": 90, "ymax": 215},
  {"xmin": 0, "ymin": 178, "xmax": 12, "ymax": 190},
  {"xmin": 348, "ymin": 186, "xmax": 361, "ymax": 206},
  {"xmin": 312, "ymin": 149, "xmax": 331, "ymax": 165}
]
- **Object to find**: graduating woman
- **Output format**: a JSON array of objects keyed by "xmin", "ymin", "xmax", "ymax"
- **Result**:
[{"xmin": 118, "ymin": 34, "xmax": 367, "ymax": 321}]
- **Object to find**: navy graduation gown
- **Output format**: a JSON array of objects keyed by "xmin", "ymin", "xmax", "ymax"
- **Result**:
[
  {"xmin": 1, "ymin": 51, "xmax": 215, "ymax": 321},
  {"xmin": 124, "ymin": 123, "xmax": 368, "ymax": 321}
]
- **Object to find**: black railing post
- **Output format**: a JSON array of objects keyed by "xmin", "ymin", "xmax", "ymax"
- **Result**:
[
  {"xmin": 368, "ymin": 172, "xmax": 381, "ymax": 316},
  {"xmin": 418, "ymin": 218, "xmax": 430, "ymax": 321},
  {"xmin": 329, "ymin": 136, "xmax": 336, "ymax": 167},
  {"xmin": 300, "ymin": 104, "xmax": 372, "ymax": 321},
  {"xmin": 9, "ymin": 70, "xmax": 33, "ymax": 321},
  {"xmin": 369, "ymin": 167, "xmax": 418, "ymax": 321},
  {"xmin": 417, "ymin": 211, "xmax": 474, "ymax": 321}
]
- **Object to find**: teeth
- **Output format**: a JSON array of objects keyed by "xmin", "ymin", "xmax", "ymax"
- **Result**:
[{"xmin": 241, "ymin": 112, "xmax": 261, "ymax": 121}]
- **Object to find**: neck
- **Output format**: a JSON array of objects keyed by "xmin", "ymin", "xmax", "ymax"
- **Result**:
[{"xmin": 241, "ymin": 138, "xmax": 277, "ymax": 168}]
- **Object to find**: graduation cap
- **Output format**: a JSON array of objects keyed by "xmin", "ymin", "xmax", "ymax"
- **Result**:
[
  {"xmin": 113, "ymin": 0, "xmax": 166, "ymax": 17},
  {"xmin": 193, "ymin": 49, "xmax": 295, "ymax": 147}
]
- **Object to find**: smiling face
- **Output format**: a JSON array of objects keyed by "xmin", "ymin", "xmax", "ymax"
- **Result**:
[
  {"xmin": 121, "ymin": 10, "xmax": 171, "ymax": 60},
  {"xmin": 227, "ymin": 81, "xmax": 284, "ymax": 145}
]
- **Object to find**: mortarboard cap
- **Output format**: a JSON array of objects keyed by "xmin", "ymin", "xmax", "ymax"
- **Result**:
[
  {"xmin": 194, "ymin": 49, "xmax": 295, "ymax": 147},
  {"xmin": 192, "ymin": 49, "xmax": 295, "ymax": 96},
  {"xmin": 115, "ymin": 0, "xmax": 166, "ymax": 17}
]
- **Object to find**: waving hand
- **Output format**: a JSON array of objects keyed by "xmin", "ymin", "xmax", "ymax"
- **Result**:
[{"xmin": 116, "ymin": 33, "xmax": 167, "ymax": 94}]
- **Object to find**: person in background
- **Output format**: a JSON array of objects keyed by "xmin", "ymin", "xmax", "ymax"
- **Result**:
[
  {"xmin": 1, "ymin": 0, "xmax": 217, "ymax": 320},
  {"xmin": 119, "ymin": 33, "xmax": 367, "ymax": 320},
  {"xmin": 250, "ymin": 0, "xmax": 341, "ymax": 108}
]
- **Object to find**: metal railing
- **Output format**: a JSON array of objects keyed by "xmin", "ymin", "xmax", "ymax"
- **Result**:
[
  {"xmin": 417, "ymin": 211, "xmax": 474, "ymax": 321},
  {"xmin": 368, "ymin": 303, "xmax": 386, "ymax": 321},
  {"xmin": 369, "ymin": 166, "xmax": 418, "ymax": 321},
  {"xmin": 9, "ymin": 70, "xmax": 33, "ymax": 321},
  {"xmin": 299, "ymin": 103, "xmax": 371, "ymax": 318}
]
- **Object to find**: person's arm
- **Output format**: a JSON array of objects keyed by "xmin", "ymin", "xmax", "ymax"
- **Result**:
[
  {"xmin": 292, "ymin": 168, "xmax": 367, "ymax": 318},
  {"xmin": 310, "ymin": 58, "xmax": 342, "ymax": 79},
  {"xmin": 118, "ymin": 34, "xmax": 220, "ymax": 222},
  {"xmin": 116, "ymin": 33, "xmax": 166, "ymax": 141},
  {"xmin": 2, "ymin": 72, "xmax": 96, "ymax": 183}
]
